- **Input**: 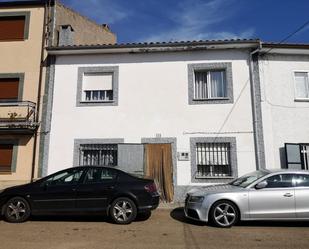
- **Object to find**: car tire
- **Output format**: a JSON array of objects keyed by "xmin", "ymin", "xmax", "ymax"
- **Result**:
[
  {"xmin": 210, "ymin": 200, "xmax": 239, "ymax": 228},
  {"xmin": 4, "ymin": 197, "xmax": 31, "ymax": 223},
  {"xmin": 110, "ymin": 197, "xmax": 137, "ymax": 224}
]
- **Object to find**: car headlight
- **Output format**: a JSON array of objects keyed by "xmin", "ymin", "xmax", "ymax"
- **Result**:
[{"xmin": 189, "ymin": 196, "xmax": 204, "ymax": 203}]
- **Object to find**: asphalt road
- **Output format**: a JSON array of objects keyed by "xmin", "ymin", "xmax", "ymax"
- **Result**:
[{"xmin": 1, "ymin": 208, "xmax": 309, "ymax": 249}]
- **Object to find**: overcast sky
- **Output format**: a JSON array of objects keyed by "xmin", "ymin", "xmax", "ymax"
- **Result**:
[{"xmin": 2, "ymin": 0, "xmax": 309, "ymax": 43}]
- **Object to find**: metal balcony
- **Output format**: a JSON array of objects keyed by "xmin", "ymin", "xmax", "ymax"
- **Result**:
[{"xmin": 0, "ymin": 101, "xmax": 39, "ymax": 134}]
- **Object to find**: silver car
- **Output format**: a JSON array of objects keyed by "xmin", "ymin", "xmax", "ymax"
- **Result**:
[{"xmin": 184, "ymin": 170, "xmax": 309, "ymax": 227}]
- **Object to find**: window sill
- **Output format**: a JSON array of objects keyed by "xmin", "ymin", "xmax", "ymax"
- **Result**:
[
  {"xmin": 294, "ymin": 98, "xmax": 309, "ymax": 102},
  {"xmin": 0, "ymin": 172, "xmax": 12, "ymax": 175},
  {"xmin": 195, "ymin": 176, "xmax": 234, "ymax": 179},
  {"xmin": 80, "ymin": 100, "xmax": 114, "ymax": 104},
  {"xmin": 190, "ymin": 97, "xmax": 233, "ymax": 105},
  {"xmin": 0, "ymin": 39, "xmax": 25, "ymax": 42},
  {"xmin": 193, "ymin": 98, "xmax": 229, "ymax": 101}
]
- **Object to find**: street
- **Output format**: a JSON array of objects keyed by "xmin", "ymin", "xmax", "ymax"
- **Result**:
[{"xmin": 0, "ymin": 208, "xmax": 309, "ymax": 249}]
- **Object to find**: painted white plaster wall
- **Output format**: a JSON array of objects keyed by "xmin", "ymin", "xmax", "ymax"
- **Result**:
[
  {"xmin": 260, "ymin": 54, "xmax": 309, "ymax": 169},
  {"xmin": 48, "ymin": 49, "xmax": 257, "ymax": 185}
]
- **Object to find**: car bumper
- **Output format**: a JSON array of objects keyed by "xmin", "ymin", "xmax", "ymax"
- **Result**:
[
  {"xmin": 139, "ymin": 193, "xmax": 160, "ymax": 211},
  {"xmin": 184, "ymin": 196, "xmax": 209, "ymax": 222}
]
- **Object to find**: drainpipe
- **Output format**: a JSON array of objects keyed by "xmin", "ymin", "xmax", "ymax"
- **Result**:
[
  {"xmin": 249, "ymin": 41, "xmax": 265, "ymax": 170},
  {"xmin": 30, "ymin": 2, "xmax": 50, "ymax": 182}
]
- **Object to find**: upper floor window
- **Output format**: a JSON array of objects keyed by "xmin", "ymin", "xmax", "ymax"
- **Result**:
[
  {"xmin": 0, "ymin": 12, "xmax": 30, "ymax": 41},
  {"xmin": 82, "ymin": 73, "xmax": 113, "ymax": 102},
  {"xmin": 77, "ymin": 66, "xmax": 119, "ymax": 107},
  {"xmin": 188, "ymin": 63, "xmax": 234, "ymax": 105},
  {"xmin": 0, "ymin": 78, "xmax": 19, "ymax": 101},
  {"xmin": 294, "ymin": 72, "xmax": 309, "ymax": 100},
  {"xmin": 194, "ymin": 70, "xmax": 227, "ymax": 100}
]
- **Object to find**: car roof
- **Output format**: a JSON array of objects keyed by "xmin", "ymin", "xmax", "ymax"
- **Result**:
[{"xmin": 263, "ymin": 169, "xmax": 309, "ymax": 174}]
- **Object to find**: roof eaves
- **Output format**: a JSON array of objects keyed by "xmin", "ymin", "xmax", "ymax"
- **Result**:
[
  {"xmin": 262, "ymin": 42, "xmax": 309, "ymax": 50},
  {"xmin": 47, "ymin": 38, "xmax": 260, "ymax": 53}
]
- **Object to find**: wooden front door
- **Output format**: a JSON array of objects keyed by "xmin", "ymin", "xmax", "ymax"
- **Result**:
[{"xmin": 145, "ymin": 144, "xmax": 174, "ymax": 202}]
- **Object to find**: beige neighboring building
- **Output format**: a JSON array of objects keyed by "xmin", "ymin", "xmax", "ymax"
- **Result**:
[{"xmin": 0, "ymin": 0, "xmax": 116, "ymax": 189}]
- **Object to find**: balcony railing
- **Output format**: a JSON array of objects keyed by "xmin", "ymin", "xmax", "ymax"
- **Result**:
[{"xmin": 0, "ymin": 101, "xmax": 39, "ymax": 133}]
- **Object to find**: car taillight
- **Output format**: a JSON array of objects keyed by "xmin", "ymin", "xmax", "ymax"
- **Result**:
[{"xmin": 144, "ymin": 182, "xmax": 157, "ymax": 193}]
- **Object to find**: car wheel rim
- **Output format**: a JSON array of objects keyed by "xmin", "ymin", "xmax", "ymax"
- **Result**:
[
  {"xmin": 7, "ymin": 200, "xmax": 27, "ymax": 221},
  {"xmin": 214, "ymin": 203, "xmax": 236, "ymax": 227},
  {"xmin": 113, "ymin": 200, "xmax": 133, "ymax": 222}
]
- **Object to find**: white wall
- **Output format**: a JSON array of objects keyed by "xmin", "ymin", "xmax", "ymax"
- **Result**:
[
  {"xmin": 260, "ymin": 54, "xmax": 309, "ymax": 169},
  {"xmin": 48, "ymin": 49, "xmax": 257, "ymax": 185}
]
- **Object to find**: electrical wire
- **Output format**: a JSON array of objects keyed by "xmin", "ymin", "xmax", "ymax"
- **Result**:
[{"xmin": 263, "ymin": 19, "xmax": 309, "ymax": 55}]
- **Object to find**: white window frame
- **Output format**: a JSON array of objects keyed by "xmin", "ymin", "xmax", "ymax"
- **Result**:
[
  {"xmin": 82, "ymin": 72, "xmax": 114, "ymax": 103},
  {"xmin": 188, "ymin": 62, "xmax": 234, "ymax": 105},
  {"xmin": 293, "ymin": 70, "xmax": 309, "ymax": 101},
  {"xmin": 77, "ymin": 66, "xmax": 119, "ymax": 107},
  {"xmin": 193, "ymin": 70, "xmax": 227, "ymax": 100}
]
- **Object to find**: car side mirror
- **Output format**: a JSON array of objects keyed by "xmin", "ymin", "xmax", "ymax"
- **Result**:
[{"xmin": 255, "ymin": 181, "xmax": 268, "ymax": 189}]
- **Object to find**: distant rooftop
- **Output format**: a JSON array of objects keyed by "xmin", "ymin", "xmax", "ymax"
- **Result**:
[{"xmin": 0, "ymin": 0, "xmax": 54, "ymax": 7}]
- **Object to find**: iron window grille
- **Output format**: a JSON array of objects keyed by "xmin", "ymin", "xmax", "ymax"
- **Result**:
[
  {"xmin": 84, "ymin": 90, "xmax": 113, "ymax": 102},
  {"xmin": 194, "ymin": 70, "xmax": 227, "ymax": 100},
  {"xmin": 196, "ymin": 142, "xmax": 232, "ymax": 178},
  {"xmin": 79, "ymin": 144, "xmax": 118, "ymax": 166}
]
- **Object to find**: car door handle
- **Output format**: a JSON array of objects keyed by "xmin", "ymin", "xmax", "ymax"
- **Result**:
[
  {"xmin": 107, "ymin": 186, "xmax": 115, "ymax": 190},
  {"xmin": 283, "ymin": 193, "xmax": 293, "ymax": 197}
]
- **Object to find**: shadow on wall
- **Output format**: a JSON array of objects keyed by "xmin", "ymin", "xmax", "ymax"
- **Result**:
[{"xmin": 279, "ymin": 147, "xmax": 287, "ymax": 169}]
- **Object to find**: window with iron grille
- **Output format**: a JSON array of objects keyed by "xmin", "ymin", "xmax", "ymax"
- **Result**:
[
  {"xmin": 196, "ymin": 142, "xmax": 232, "ymax": 178},
  {"xmin": 79, "ymin": 144, "xmax": 118, "ymax": 166},
  {"xmin": 194, "ymin": 70, "xmax": 227, "ymax": 100}
]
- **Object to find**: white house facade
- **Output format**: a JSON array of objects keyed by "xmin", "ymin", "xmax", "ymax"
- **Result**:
[
  {"xmin": 40, "ymin": 40, "xmax": 262, "ymax": 201},
  {"xmin": 40, "ymin": 40, "xmax": 309, "ymax": 201},
  {"xmin": 258, "ymin": 44, "xmax": 309, "ymax": 171}
]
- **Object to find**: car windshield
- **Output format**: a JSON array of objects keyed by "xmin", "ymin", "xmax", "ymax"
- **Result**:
[{"xmin": 229, "ymin": 170, "xmax": 269, "ymax": 188}]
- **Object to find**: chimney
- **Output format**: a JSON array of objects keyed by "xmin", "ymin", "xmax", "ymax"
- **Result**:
[{"xmin": 58, "ymin": 25, "xmax": 74, "ymax": 46}]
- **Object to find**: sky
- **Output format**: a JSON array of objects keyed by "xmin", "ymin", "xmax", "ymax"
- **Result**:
[{"xmin": 2, "ymin": 0, "xmax": 309, "ymax": 43}]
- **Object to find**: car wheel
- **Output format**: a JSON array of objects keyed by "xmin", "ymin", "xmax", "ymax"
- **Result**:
[
  {"xmin": 210, "ymin": 200, "xmax": 239, "ymax": 228},
  {"xmin": 110, "ymin": 197, "xmax": 137, "ymax": 224},
  {"xmin": 4, "ymin": 197, "xmax": 31, "ymax": 223}
]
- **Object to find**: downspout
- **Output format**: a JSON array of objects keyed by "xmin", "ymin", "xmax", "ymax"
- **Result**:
[
  {"xmin": 30, "ymin": 2, "xmax": 49, "ymax": 182},
  {"xmin": 249, "ymin": 40, "xmax": 265, "ymax": 170}
]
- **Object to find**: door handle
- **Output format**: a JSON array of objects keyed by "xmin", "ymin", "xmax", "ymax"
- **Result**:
[
  {"xmin": 72, "ymin": 188, "xmax": 76, "ymax": 191},
  {"xmin": 107, "ymin": 186, "xmax": 115, "ymax": 190},
  {"xmin": 283, "ymin": 193, "xmax": 293, "ymax": 197}
]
